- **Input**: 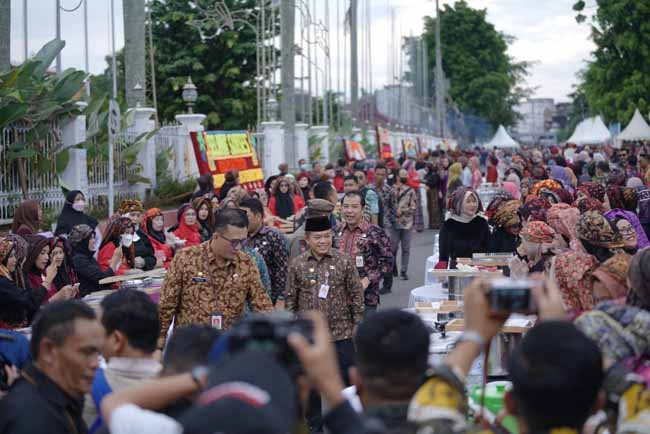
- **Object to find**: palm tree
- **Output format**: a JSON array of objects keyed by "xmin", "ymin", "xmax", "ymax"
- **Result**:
[
  {"xmin": 123, "ymin": 0, "xmax": 146, "ymax": 107},
  {"xmin": 0, "ymin": 0, "xmax": 10, "ymax": 72}
]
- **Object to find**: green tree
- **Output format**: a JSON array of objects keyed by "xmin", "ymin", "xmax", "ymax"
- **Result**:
[
  {"xmin": 421, "ymin": 1, "xmax": 531, "ymax": 128},
  {"xmin": 149, "ymin": 0, "xmax": 274, "ymax": 130},
  {"xmin": 573, "ymin": 0, "xmax": 650, "ymax": 124}
]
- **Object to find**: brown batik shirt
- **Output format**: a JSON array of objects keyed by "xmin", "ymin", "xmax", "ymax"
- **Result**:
[
  {"xmin": 286, "ymin": 248, "xmax": 364, "ymax": 341},
  {"xmin": 158, "ymin": 241, "xmax": 273, "ymax": 347}
]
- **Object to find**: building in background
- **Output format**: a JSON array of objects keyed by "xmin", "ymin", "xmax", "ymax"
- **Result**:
[{"xmin": 513, "ymin": 98, "xmax": 558, "ymax": 145}]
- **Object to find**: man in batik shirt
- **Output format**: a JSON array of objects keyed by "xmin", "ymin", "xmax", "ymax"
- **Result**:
[{"xmin": 336, "ymin": 191, "xmax": 393, "ymax": 315}]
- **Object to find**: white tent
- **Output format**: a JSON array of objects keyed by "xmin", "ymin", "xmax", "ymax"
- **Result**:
[
  {"xmin": 567, "ymin": 116, "xmax": 611, "ymax": 145},
  {"xmin": 617, "ymin": 109, "xmax": 650, "ymax": 142},
  {"xmin": 484, "ymin": 125, "xmax": 519, "ymax": 149}
]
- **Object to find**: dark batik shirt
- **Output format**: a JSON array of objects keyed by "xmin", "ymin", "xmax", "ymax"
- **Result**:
[{"xmin": 247, "ymin": 225, "xmax": 289, "ymax": 302}]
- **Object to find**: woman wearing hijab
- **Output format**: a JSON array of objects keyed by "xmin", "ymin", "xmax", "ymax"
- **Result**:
[
  {"xmin": 172, "ymin": 204, "xmax": 201, "ymax": 248},
  {"xmin": 23, "ymin": 235, "xmax": 78, "ymax": 302},
  {"xmin": 509, "ymin": 221, "xmax": 556, "ymax": 278},
  {"xmin": 605, "ymin": 185, "xmax": 638, "ymax": 212},
  {"xmin": 575, "ymin": 210, "xmax": 625, "ymax": 263},
  {"xmin": 97, "ymin": 216, "xmax": 136, "ymax": 276},
  {"xmin": 604, "ymin": 209, "xmax": 650, "ymax": 254},
  {"xmin": 49, "ymin": 236, "xmax": 78, "ymax": 291},
  {"xmin": 296, "ymin": 172, "xmax": 312, "ymax": 203},
  {"xmin": 0, "ymin": 236, "xmax": 47, "ymax": 328},
  {"xmin": 269, "ymin": 176, "xmax": 304, "ymax": 220},
  {"xmin": 591, "ymin": 253, "xmax": 632, "ymax": 305},
  {"xmin": 548, "ymin": 165, "xmax": 574, "ymax": 193},
  {"xmin": 143, "ymin": 208, "xmax": 175, "ymax": 268},
  {"xmin": 469, "ymin": 156, "xmax": 482, "ymax": 190},
  {"xmin": 218, "ymin": 170, "xmax": 240, "ymax": 201},
  {"xmin": 487, "ymin": 199, "xmax": 522, "ymax": 254},
  {"xmin": 519, "ymin": 196, "xmax": 551, "ymax": 223},
  {"xmin": 120, "ymin": 199, "xmax": 159, "ymax": 270},
  {"xmin": 445, "ymin": 162, "xmax": 463, "ymax": 203},
  {"xmin": 54, "ymin": 190, "xmax": 98, "ymax": 236},
  {"xmin": 70, "ymin": 224, "xmax": 122, "ymax": 296},
  {"xmin": 437, "ymin": 187, "xmax": 489, "ymax": 268},
  {"xmin": 11, "ymin": 200, "xmax": 42, "ymax": 236},
  {"xmin": 191, "ymin": 173, "xmax": 216, "ymax": 201},
  {"xmin": 193, "ymin": 197, "xmax": 215, "ymax": 242},
  {"xmin": 501, "ymin": 181, "xmax": 521, "ymax": 200}
]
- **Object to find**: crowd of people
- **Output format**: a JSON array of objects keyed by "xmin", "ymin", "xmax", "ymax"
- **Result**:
[{"xmin": 1, "ymin": 142, "xmax": 650, "ymax": 433}]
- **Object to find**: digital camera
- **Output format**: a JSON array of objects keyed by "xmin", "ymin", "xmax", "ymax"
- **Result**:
[{"xmin": 488, "ymin": 278, "xmax": 537, "ymax": 314}]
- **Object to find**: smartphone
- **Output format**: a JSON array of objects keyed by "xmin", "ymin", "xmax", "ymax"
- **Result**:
[{"xmin": 488, "ymin": 278, "xmax": 537, "ymax": 314}]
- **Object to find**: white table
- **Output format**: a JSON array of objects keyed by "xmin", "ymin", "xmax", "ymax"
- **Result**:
[{"xmin": 408, "ymin": 284, "xmax": 447, "ymax": 307}]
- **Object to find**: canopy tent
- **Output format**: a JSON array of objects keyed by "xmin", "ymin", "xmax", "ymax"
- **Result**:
[
  {"xmin": 566, "ymin": 116, "xmax": 611, "ymax": 145},
  {"xmin": 484, "ymin": 125, "xmax": 519, "ymax": 149},
  {"xmin": 617, "ymin": 109, "xmax": 650, "ymax": 142}
]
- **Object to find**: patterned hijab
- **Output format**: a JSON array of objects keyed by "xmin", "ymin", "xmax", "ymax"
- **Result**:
[
  {"xmin": 553, "ymin": 249, "xmax": 598, "ymax": 311},
  {"xmin": 576, "ymin": 182, "xmax": 606, "ymax": 202},
  {"xmin": 604, "ymin": 209, "xmax": 650, "ymax": 249},
  {"xmin": 627, "ymin": 248, "xmax": 650, "ymax": 310},
  {"xmin": 489, "ymin": 200, "xmax": 521, "ymax": 228},
  {"xmin": 549, "ymin": 165, "xmax": 574, "ymax": 192},
  {"xmin": 0, "ymin": 237, "xmax": 14, "ymax": 279},
  {"xmin": 449, "ymin": 187, "xmax": 482, "ymax": 218},
  {"xmin": 520, "ymin": 221, "xmax": 556, "ymax": 244},
  {"xmin": 592, "ymin": 253, "xmax": 632, "ymax": 300},
  {"xmin": 575, "ymin": 196, "xmax": 605, "ymax": 214},
  {"xmin": 530, "ymin": 179, "xmax": 562, "ymax": 197},
  {"xmin": 638, "ymin": 188, "xmax": 650, "ymax": 224},
  {"xmin": 576, "ymin": 210, "xmax": 624, "ymax": 249},
  {"xmin": 606, "ymin": 186, "xmax": 638, "ymax": 212},
  {"xmin": 520, "ymin": 196, "xmax": 550, "ymax": 222},
  {"xmin": 546, "ymin": 203, "xmax": 571, "ymax": 235},
  {"xmin": 556, "ymin": 207, "xmax": 581, "ymax": 241}
]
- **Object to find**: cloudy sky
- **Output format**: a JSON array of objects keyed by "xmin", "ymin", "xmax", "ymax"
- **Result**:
[{"xmin": 9, "ymin": 0, "xmax": 594, "ymax": 103}]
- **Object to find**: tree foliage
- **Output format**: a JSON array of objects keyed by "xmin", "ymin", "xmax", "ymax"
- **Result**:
[
  {"xmin": 573, "ymin": 0, "xmax": 650, "ymax": 124},
  {"xmin": 422, "ymin": 1, "xmax": 531, "ymax": 129},
  {"xmin": 149, "ymin": 0, "xmax": 274, "ymax": 130},
  {"xmin": 0, "ymin": 39, "xmax": 85, "ymax": 198}
]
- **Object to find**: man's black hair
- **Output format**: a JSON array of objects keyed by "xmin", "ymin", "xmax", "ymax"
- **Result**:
[
  {"xmin": 355, "ymin": 310, "xmax": 429, "ymax": 401},
  {"xmin": 344, "ymin": 174, "xmax": 358, "ymax": 184},
  {"xmin": 239, "ymin": 197, "xmax": 264, "ymax": 216},
  {"xmin": 509, "ymin": 321, "xmax": 603, "ymax": 431},
  {"xmin": 162, "ymin": 325, "xmax": 221, "ymax": 375},
  {"xmin": 100, "ymin": 289, "xmax": 160, "ymax": 354},
  {"xmin": 312, "ymin": 181, "xmax": 335, "ymax": 200},
  {"xmin": 628, "ymin": 154, "xmax": 638, "ymax": 167},
  {"xmin": 375, "ymin": 163, "xmax": 387, "ymax": 172},
  {"xmin": 596, "ymin": 161, "xmax": 610, "ymax": 173},
  {"xmin": 342, "ymin": 191, "xmax": 366, "ymax": 208},
  {"xmin": 30, "ymin": 300, "xmax": 96, "ymax": 359},
  {"xmin": 337, "ymin": 158, "xmax": 347, "ymax": 168},
  {"xmin": 214, "ymin": 207, "xmax": 249, "ymax": 232},
  {"xmin": 312, "ymin": 161, "xmax": 321, "ymax": 169}
]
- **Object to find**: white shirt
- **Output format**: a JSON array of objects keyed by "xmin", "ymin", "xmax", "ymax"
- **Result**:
[
  {"xmin": 109, "ymin": 404, "xmax": 183, "ymax": 434},
  {"xmin": 461, "ymin": 167, "xmax": 472, "ymax": 187}
]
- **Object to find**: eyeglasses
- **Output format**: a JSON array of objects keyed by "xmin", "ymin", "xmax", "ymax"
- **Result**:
[
  {"xmin": 619, "ymin": 226, "xmax": 636, "ymax": 236},
  {"xmin": 219, "ymin": 234, "xmax": 247, "ymax": 249}
]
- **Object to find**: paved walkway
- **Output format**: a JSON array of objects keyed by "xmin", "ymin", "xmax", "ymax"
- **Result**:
[{"xmin": 380, "ymin": 229, "xmax": 436, "ymax": 310}]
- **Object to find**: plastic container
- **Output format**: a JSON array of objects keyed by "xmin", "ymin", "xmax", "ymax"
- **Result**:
[{"xmin": 469, "ymin": 381, "xmax": 518, "ymax": 434}]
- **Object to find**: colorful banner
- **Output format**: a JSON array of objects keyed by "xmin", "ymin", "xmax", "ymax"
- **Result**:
[
  {"xmin": 190, "ymin": 130, "xmax": 264, "ymax": 191},
  {"xmin": 375, "ymin": 126, "xmax": 393, "ymax": 160},
  {"xmin": 402, "ymin": 137, "xmax": 417, "ymax": 159},
  {"xmin": 344, "ymin": 139, "xmax": 367, "ymax": 162}
]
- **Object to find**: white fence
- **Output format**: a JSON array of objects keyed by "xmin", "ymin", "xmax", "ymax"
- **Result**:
[{"xmin": 0, "ymin": 122, "xmax": 66, "ymax": 223}]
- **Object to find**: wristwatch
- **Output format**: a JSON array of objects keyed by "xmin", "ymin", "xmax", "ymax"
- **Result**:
[
  {"xmin": 455, "ymin": 330, "xmax": 486, "ymax": 349},
  {"xmin": 191, "ymin": 365, "xmax": 210, "ymax": 389}
]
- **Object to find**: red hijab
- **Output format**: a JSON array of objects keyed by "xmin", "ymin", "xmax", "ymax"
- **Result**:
[{"xmin": 173, "ymin": 205, "xmax": 201, "ymax": 247}]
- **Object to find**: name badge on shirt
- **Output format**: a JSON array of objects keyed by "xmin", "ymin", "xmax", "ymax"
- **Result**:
[
  {"xmin": 211, "ymin": 312, "xmax": 223, "ymax": 330},
  {"xmin": 318, "ymin": 284, "xmax": 330, "ymax": 299},
  {"xmin": 356, "ymin": 255, "xmax": 364, "ymax": 267},
  {"xmin": 192, "ymin": 276, "xmax": 208, "ymax": 283}
]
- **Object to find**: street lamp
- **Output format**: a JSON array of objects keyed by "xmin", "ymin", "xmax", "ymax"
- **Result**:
[{"xmin": 182, "ymin": 77, "xmax": 198, "ymax": 114}]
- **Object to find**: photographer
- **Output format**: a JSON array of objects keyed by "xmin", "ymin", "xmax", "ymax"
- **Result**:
[
  {"xmin": 101, "ymin": 312, "xmax": 367, "ymax": 434},
  {"xmin": 407, "ymin": 277, "xmax": 650, "ymax": 434}
]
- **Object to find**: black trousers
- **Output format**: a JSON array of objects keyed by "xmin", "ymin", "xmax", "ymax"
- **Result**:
[{"xmin": 306, "ymin": 338, "xmax": 356, "ymax": 433}]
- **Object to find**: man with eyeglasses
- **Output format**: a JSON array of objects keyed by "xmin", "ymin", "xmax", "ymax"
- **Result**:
[{"xmin": 157, "ymin": 208, "xmax": 273, "ymax": 349}]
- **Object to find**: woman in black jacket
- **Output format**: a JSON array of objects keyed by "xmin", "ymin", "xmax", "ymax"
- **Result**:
[
  {"xmin": 0, "ymin": 236, "xmax": 47, "ymax": 328},
  {"xmin": 69, "ymin": 224, "xmax": 122, "ymax": 296},
  {"xmin": 437, "ymin": 187, "xmax": 490, "ymax": 268},
  {"xmin": 119, "ymin": 199, "xmax": 159, "ymax": 270}
]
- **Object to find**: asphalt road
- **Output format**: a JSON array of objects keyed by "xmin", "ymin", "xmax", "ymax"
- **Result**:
[{"xmin": 380, "ymin": 229, "xmax": 437, "ymax": 310}]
